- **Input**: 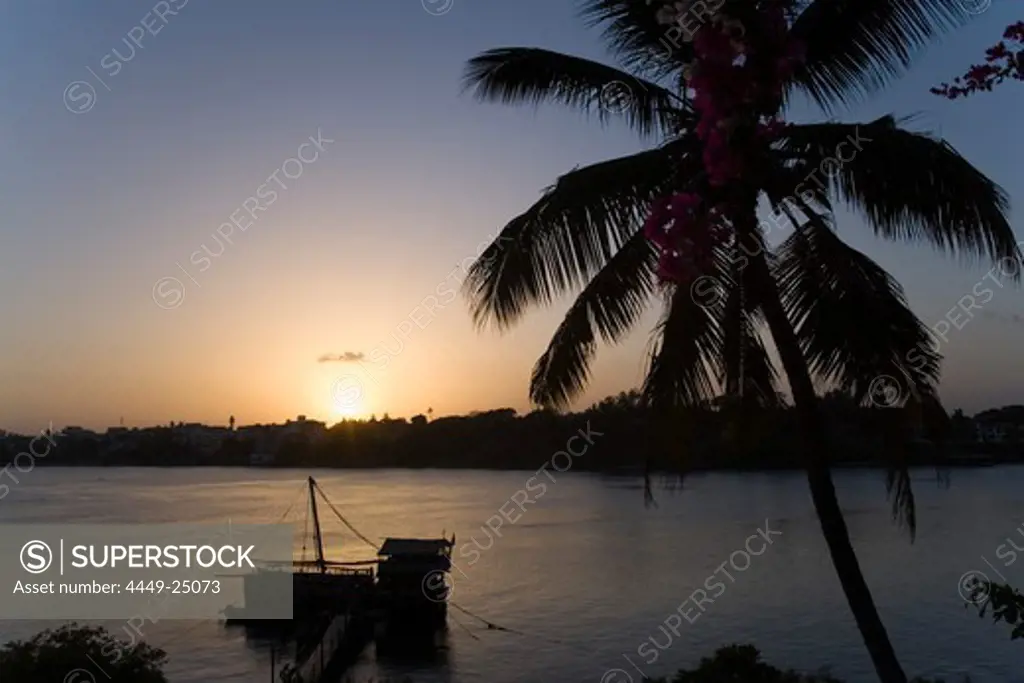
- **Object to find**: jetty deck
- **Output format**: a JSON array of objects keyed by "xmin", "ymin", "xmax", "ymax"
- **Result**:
[
  {"xmin": 227, "ymin": 477, "xmax": 454, "ymax": 683},
  {"xmin": 278, "ymin": 610, "xmax": 374, "ymax": 683}
]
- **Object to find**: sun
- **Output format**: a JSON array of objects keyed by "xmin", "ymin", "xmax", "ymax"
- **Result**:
[
  {"xmin": 330, "ymin": 376, "xmax": 365, "ymax": 419},
  {"xmin": 333, "ymin": 402, "xmax": 362, "ymax": 419}
]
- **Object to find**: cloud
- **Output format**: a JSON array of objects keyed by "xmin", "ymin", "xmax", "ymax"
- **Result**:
[{"xmin": 317, "ymin": 352, "xmax": 365, "ymax": 363}]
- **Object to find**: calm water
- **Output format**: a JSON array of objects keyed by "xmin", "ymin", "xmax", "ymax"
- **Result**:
[{"xmin": 1, "ymin": 467, "xmax": 1022, "ymax": 683}]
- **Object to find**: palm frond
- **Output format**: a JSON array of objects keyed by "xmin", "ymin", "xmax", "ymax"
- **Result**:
[
  {"xmin": 790, "ymin": 0, "xmax": 973, "ymax": 111},
  {"xmin": 773, "ymin": 211, "xmax": 949, "ymax": 536},
  {"xmin": 530, "ymin": 232, "xmax": 659, "ymax": 408},
  {"xmin": 773, "ymin": 209, "xmax": 943, "ymax": 405},
  {"xmin": 463, "ymin": 48, "xmax": 685, "ymax": 137},
  {"xmin": 578, "ymin": 0, "xmax": 690, "ymax": 79},
  {"xmin": 885, "ymin": 467, "xmax": 917, "ymax": 540},
  {"xmin": 778, "ymin": 117, "xmax": 1020, "ymax": 266},
  {"xmin": 641, "ymin": 239, "xmax": 761, "ymax": 408},
  {"xmin": 463, "ymin": 139, "xmax": 699, "ymax": 330},
  {"xmin": 642, "ymin": 283, "xmax": 723, "ymax": 409}
]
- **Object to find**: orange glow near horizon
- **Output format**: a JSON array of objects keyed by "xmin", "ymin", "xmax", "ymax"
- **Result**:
[
  {"xmin": 331, "ymin": 400, "xmax": 364, "ymax": 420},
  {"xmin": 326, "ymin": 371, "xmax": 371, "ymax": 422}
]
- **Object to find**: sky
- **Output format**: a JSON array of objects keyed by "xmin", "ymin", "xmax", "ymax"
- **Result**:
[{"xmin": 0, "ymin": 1, "xmax": 1021, "ymax": 434}]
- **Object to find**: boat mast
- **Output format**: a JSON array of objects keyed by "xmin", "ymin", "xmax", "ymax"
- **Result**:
[{"xmin": 308, "ymin": 476, "xmax": 326, "ymax": 572}]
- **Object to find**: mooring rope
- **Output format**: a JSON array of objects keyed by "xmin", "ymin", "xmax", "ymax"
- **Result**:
[
  {"xmin": 448, "ymin": 611, "xmax": 481, "ymax": 641},
  {"xmin": 448, "ymin": 601, "xmax": 604, "ymax": 657}
]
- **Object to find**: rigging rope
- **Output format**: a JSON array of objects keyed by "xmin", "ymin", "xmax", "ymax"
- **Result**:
[
  {"xmin": 266, "ymin": 481, "xmax": 610, "ymax": 661},
  {"xmin": 277, "ymin": 480, "xmax": 309, "ymax": 524},
  {"xmin": 312, "ymin": 481, "xmax": 381, "ymax": 551},
  {"xmin": 300, "ymin": 492, "xmax": 310, "ymax": 563}
]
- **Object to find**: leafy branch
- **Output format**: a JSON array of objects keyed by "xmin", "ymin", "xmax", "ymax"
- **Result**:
[
  {"xmin": 975, "ymin": 581, "xmax": 1024, "ymax": 640},
  {"xmin": 932, "ymin": 21, "xmax": 1024, "ymax": 98}
]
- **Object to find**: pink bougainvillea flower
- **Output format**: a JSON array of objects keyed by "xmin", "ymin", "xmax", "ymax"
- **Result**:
[
  {"xmin": 693, "ymin": 26, "xmax": 736, "ymax": 64},
  {"xmin": 656, "ymin": 250, "xmax": 692, "ymax": 283},
  {"xmin": 718, "ymin": 17, "xmax": 746, "ymax": 39},
  {"xmin": 1004, "ymin": 20, "xmax": 1024, "ymax": 41},
  {"xmin": 649, "ymin": 0, "xmax": 797, "ymax": 257},
  {"xmin": 695, "ymin": 117, "xmax": 715, "ymax": 141},
  {"xmin": 707, "ymin": 151, "xmax": 743, "ymax": 186},
  {"xmin": 707, "ymin": 221, "xmax": 732, "ymax": 246},
  {"xmin": 985, "ymin": 42, "xmax": 1010, "ymax": 61},
  {"xmin": 966, "ymin": 64, "xmax": 1000, "ymax": 82},
  {"xmin": 642, "ymin": 197, "xmax": 672, "ymax": 243},
  {"xmin": 688, "ymin": 72, "xmax": 710, "ymax": 98},
  {"xmin": 647, "ymin": 228, "xmax": 673, "ymax": 250},
  {"xmin": 667, "ymin": 214, "xmax": 696, "ymax": 236},
  {"xmin": 670, "ymin": 192, "xmax": 702, "ymax": 210}
]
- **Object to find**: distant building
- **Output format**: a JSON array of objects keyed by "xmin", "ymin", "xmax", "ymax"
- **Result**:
[
  {"xmin": 282, "ymin": 415, "xmax": 327, "ymax": 443},
  {"xmin": 94, "ymin": 427, "xmax": 139, "ymax": 458},
  {"xmin": 975, "ymin": 421, "xmax": 1009, "ymax": 444},
  {"xmin": 235, "ymin": 416, "xmax": 326, "ymax": 463},
  {"xmin": 63, "ymin": 426, "xmax": 99, "ymax": 440},
  {"xmin": 174, "ymin": 423, "xmax": 230, "ymax": 457},
  {"xmin": 237, "ymin": 424, "xmax": 279, "ymax": 463},
  {"xmin": 249, "ymin": 451, "xmax": 275, "ymax": 466},
  {"xmin": 973, "ymin": 406, "xmax": 1024, "ymax": 445}
]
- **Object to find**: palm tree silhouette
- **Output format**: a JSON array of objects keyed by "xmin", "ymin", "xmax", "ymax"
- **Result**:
[{"xmin": 461, "ymin": 2, "xmax": 1020, "ymax": 681}]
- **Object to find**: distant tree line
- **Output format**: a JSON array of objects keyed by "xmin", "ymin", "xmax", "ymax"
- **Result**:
[{"xmin": 3, "ymin": 392, "xmax": 1023, "ymax": 471}]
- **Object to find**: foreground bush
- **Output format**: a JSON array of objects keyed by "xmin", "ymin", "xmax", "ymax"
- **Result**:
[
  {"xmin": 977, "ymin": 582, "xmax": 1024, "ymax": 639},
  {"xmin": 0, "ymin": 624, "xmax": 167, "ymax": 683},
  {"xmin": 648, "ymin": 645, "xmax": 963, "ymax": 683}
]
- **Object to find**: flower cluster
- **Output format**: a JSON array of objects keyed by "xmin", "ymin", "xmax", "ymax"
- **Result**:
[
  {"xmin": 932, "ymin": 21, "xmax": 1024, "ymax": 99},
  {"xmin": 643, "ymin": 192, "xmax": 731, "ymax": 282},
  {"xmin": 642, "ymin": 0, "xmax": 804, "ymax": 284}
]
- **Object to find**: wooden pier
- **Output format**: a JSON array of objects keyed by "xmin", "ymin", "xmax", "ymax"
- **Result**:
[
  {"xmin": 276, "ymin": 610, "xmax": 374, "ymax": 683},
  {"xmin": 227, "ymin": 477, "xmax": 455, "ymax": 683}
]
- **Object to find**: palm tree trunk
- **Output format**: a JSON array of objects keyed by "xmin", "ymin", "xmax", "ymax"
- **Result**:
[{"xmin": 750, "ymin": 252, "xmax": 908, "ymax": 683}]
